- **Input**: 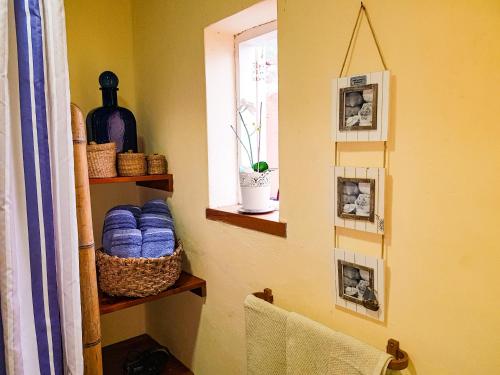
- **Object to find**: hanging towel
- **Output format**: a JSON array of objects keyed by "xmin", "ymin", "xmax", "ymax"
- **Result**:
[
  {"xmin": 138, "ymin": 213, "xmax": 174, "ymax": 232},
  {"xmin": 108, "ymin": 229, "xmax": 142, "ymax": 258},
  {"xmin": 102, "ymin": 210, "xmax": 137, "ymax": 251},
  {"xmin": 142, "ymin": 199, "xmax": 172, "ymax": 217},
  {"xmin": 107, "ymin": 205, "xmax": 142, "ymax": 219},
  {"xmin": 286, "ymin": 312, "xmax": 392, "ymax": 375},
  {"xmin": 141, "ymin": 228, "xmax": 175, "ymax": 258},
  {"xmin": 244, "ymin": 295, "xmax": 287, "ymax": 375}
]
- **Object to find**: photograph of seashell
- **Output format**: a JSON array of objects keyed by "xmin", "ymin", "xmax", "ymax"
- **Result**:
[
  {"xmin": 337, "ymin": 177, "xmax": 375, "ymax": 222},
  {"xmin": 338, "ymin": 83, "xmax": 378, "ymax": 131},
  {"xmin": 338, "ymin": 260, "xmax": 377, "ymax": 308}
]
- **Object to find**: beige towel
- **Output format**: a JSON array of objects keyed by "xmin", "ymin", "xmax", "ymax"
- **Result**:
[
  {"xmin": 245, "ymin": 295, "xmax": 288, "ymax": 375},
  {"xmin": 286, "ymin": 312, "xmax": 392, "ymax": 375}
]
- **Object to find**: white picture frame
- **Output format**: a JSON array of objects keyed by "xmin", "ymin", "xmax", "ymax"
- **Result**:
[
  {"xmin": 333, "ymin": 248, "xmax": 385, "ymax": 321},
  {"xmin": 333, "ymin": 166, "xmax": 385, "ymax": 235},
  {"xmin": 332, "ymin": 70, "xmax": 390, "ymax": 142}
]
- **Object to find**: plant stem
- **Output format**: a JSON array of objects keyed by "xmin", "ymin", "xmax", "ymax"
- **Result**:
[
  {"xmin": 238, "ymin": 111, "xmax": 254, "ymax": 166},
  {"xmin": 230, "ymin": 125, "xmax": 253, "ymax": 167},
  {"xmin": 257, "ymin": 102, "xmax": 262, "ymax": 171}
]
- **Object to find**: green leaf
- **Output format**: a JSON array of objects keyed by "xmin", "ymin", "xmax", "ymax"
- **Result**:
[{"xmin": 252, "ymin": 161, "xmax": 269, "ymax": 172}]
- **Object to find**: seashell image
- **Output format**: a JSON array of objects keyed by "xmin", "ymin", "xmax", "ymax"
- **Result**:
[
  {"xmin": 342, "ymin": 194, "xmax": 356, "ymax": 204},
  {"xmin": 343, "ymin": 182, "xmax": 359, "ymax": 195},
  {"xmin": 345, "ymin": 91, "xmax": 363, "ymax": 107},
  {"xmin": 358, "ymin": 102, "xmax": 372, "ymax": 126},
  {"xmin": 345, "ymin": 106, "xmax": 361, "ymax": 118},
  {"xmin": 359, "ymin": 269, "xmax": 370, "ymax": 281},
  {"xmin": 343, "ymin": 203, "xmax": 356, "ymax": 214},
  {"xmin": 358, "ymin": 182, "xmax": 371, "ymax": 195},
  {"xmin": 355, "ymin": 193, "xmax": 371, "ymax": 215},
  {"xmin": 345, "ymin": 115, "xmax": 360, "ymax": 127},
  {"xmin": 362, "ymin": 89, "xmax": 373, "ymax": 102},
  {"xmin": 357, "ymin": 280, "xmax": 369, "ymax": 294},
  {"xmin": 344, "ymin": 287, "xmax": 358, "ymax": 296},
  {"xmin": 343, "ymin": 276, "xmax": 359, "ymax": 287},
  {"xmin": 343, "ymin": 266, "xmax": 361, "ymax": 279}
]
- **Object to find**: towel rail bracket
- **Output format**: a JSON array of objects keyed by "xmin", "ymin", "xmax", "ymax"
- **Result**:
[{"xmin": 253, "ymin": 288, "xmax": 409, "ymax": 371}]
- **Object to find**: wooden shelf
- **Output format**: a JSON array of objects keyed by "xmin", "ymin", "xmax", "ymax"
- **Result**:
[
  {"xmin": 89, "ymin": 174, "xmax": 174, "ymax": 192},
  {"xmin": 102, "ymin": 334, "xmax": 192, "ymax": 375},
  {"xmin": 206, "ymin": 205, "xmax": 287, "ymax": 237},
  {"xmin": 99, "ymin": 271, "xmax": 206, "ymax": 315}
]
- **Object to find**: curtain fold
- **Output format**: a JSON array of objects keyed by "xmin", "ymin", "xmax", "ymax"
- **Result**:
[{"xmin": 0, "ymin": 0, "xmax": 83, "ymax": 374}]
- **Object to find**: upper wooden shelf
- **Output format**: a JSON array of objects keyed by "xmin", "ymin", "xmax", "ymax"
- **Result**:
[
  {"xmin": 99, "ymin": 271, "xmax": 206, "ymax": 315},
  {"xmin": 89, "ymin": 174, "xmax": 173, "ymax": 192}
]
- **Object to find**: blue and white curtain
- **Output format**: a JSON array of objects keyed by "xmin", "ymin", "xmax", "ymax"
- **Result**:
[{"xmin": 0, "ymin": 0, "xmax": 83, "ymax": 374}]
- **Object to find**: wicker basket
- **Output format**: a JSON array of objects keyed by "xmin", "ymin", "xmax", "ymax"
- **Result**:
[
  {"xmin": 87, "ymin": 142, "xmax": 117, "ymax": 178},
  {"xmin": 96, "ymin": 242, "xmax": 183, "ymax": 297},
  {"xmin": 118, "ymin": 150, "xmax": 147, "ymax": 176},
  {"xmin": 147, "ymin": 153, "xmax": 167, "ymax": 175}
]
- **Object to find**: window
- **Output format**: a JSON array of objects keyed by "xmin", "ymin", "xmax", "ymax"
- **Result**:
[
  {"xmin": 235, "ymin": 22, "xmax": 279, "ymax": 199},
  {"xmin": 204, "ymin": 0, "xmax": 281, "ymax": 211}
]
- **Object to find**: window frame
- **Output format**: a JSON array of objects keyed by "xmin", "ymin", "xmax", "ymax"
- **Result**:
[{"xmin": 234, "ymin": 20, "xmax": 278, "ymax": 200}]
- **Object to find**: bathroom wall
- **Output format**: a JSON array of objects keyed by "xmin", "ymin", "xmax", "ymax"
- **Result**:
[
  {"xmin": 129, "ymin": 0, "xmax": 500, "ymax": 374},
  {"xmin": 65, "ymin": 0, "xmax": 146, "ymax": 346}
]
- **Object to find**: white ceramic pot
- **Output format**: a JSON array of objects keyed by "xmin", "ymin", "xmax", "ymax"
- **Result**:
[{"xmin": 239, "ymin": 171, "xmax": 271, "ymax": 211}]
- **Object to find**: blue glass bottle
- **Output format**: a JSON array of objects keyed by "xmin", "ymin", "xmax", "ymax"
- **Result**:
[{"xmin": 86, "ymin": 71, "xmax": 138, "ymax": 153}]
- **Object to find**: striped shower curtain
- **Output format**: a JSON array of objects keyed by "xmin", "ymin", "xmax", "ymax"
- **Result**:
[{"xmin": 0, "ymin": 0, "xmax": 83, "ymax": 374}]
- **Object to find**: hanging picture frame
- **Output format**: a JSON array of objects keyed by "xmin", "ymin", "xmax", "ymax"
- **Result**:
[
  {"xmin": 332, "ymin": 71, "xmax": 390, "ymax": 142},
  {"xmin": 333, "ymin": 166, "xmax": 385, "ymax": 235},
  {"xmin": 333, "ymin": 248, "xmax": 385, "ymax": 321}
]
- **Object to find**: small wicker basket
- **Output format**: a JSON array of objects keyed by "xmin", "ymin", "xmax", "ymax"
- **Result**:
[
  {"xmin": 96, "ymin": 242, "xmax": 183, "ymax": 297},
  {"xmin": 147, "ymin": 154, "xmax": 167, "ymax": 175},
  {"xmin": 87, "ymin": 142, "xmax": 117, "ymax": 178},
  {"xmin": 118, "ymin": 150, "xmax": 147, "ymax": 176}
]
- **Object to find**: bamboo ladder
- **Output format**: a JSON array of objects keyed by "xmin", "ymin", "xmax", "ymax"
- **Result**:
[{"xmin": 71, "ymin": 103, "xmax": 103, "ymax": 374}]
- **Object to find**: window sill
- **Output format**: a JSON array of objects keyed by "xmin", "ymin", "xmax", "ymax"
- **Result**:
[{"xmin": 205, "ymin": 205, "xmax": 287, "ymax": 238}]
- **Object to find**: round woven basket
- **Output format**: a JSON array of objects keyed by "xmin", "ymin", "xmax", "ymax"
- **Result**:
[
  {"xmin": 118, "ymin": 150, "xmax": 147, "ymax": 176},
  {"xmin": 96, "ymin": 242, "xmax": 183, "ymax": 297},
  {"xmin": 87, "ymin": 142, "xmax": 117, "ymax": 178},
  {"xmin": 147, "ymin": 153, "xmax": 167, "ymax": 175}
]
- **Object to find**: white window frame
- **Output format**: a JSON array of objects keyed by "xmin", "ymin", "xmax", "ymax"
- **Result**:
[{"xmin": 234, "ymin": 20, "xmax": 278, "ymax": 199}]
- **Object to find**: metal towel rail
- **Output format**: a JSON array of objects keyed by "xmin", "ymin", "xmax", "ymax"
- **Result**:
[{"xmin": 253, "ymin": 289, "xmax": 409, "ymax": 371}]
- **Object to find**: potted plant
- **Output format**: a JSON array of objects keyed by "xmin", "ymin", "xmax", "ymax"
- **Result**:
[{"xmin": 230, "ymin": 105, "xmax": 273, "ymax": 212}]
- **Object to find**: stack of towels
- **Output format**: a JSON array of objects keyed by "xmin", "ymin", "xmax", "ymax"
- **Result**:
[{"xmin": 102, "ymin": 199, "xmax": 175, "ymax": 258}]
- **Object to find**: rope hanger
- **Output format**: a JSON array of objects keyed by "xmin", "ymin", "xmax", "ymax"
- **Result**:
[{"xmin": 339, "ymin": 2, "xmax": 387, "ymax": 77}]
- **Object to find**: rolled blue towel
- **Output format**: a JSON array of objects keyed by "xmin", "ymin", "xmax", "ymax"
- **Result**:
[
  {"xmin": 107, "ymin": 205, "xmax": 142, "ymax": 219},
  {"xmin": 142, "ymin": 199, "xmax": 171, "ymax": 217},
  {"xmin": 102, "ymin": 210, "xmax": 137, "ymax": 251},
  {"xmin": 103, "ymin": 210, "xmax": 136, "ymax": 226},
  {"xmin": 109, "ymin": 229, "xmax": 142, "ymax": 258},
  {"xmin": 142, "ymin": 228, "xmax": 175, "ymax": 258},
  {"xmin": 138, "ymin": 213, "xmax": 174, "ymax": 232}
]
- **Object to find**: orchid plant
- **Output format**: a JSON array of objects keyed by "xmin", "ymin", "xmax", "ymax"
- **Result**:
[{"xmin": 230, "ymin": 102, "xmax": 269, "ymax": 173}]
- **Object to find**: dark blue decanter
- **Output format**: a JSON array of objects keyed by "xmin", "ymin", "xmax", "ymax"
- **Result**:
[{"xmin": 86, "ymin": 71, "xmax": 138, "ymax": 153}]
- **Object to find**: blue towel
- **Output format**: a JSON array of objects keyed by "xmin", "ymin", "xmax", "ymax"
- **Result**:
[
  {"xmin": 103, "ymin": 210, "xmax": 136, "ymax": 227},
  {"xmin": 102, "ymin": 210, "xmax": 137, "ymax": 251},
  {"xmin": 107, "ymin": 205, "xmax": 142, "ymax": 219},
  {"xmin": 142, "ymin": 228, "xmax": 175, "ymax": 258},
  {"xmin": 109, "ymin": 229, "xmax": 142, "ymax": 258},
  {"xmin": 138, "ymin": 213, "xmax": 174, "ymax": 232},
  {"xmin": 142, "ymin": 199, "xmax": 171, "ymax": 217}
]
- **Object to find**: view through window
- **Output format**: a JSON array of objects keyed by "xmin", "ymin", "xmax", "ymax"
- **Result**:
[{"xmin": 235, "ymin": 22, "xmax": 278, "ymax": 199}]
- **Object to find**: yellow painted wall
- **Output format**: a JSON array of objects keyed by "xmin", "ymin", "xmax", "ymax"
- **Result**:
[
  {"xmin": 65, "ymin": 0, "xmax": 147, "ymax": 346},
  {"xmin": 130, "ymin": 0, "xmax": 500, "ymax": 374},
  {"xmin": 64, "ymin": 0, "xmax": 500, "ymax": 372}
]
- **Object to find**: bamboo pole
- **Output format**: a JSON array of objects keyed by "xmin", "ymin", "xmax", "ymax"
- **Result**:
[{"xmin": 71, "ymin": 103, "xmax": 103, "ymax": 375}]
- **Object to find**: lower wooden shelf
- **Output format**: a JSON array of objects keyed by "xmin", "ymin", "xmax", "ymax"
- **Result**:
[
  {"xmin": 99, "ymin": 271, "xmax": 206, "ymax": 315},
  {"xmin": 102, "ymin": 334, "xmax": 192, "ymax": 375}
]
